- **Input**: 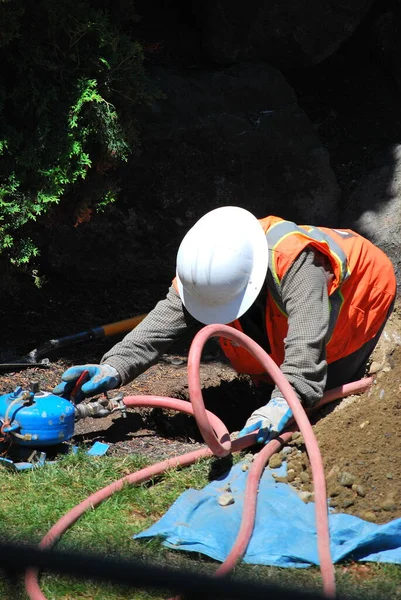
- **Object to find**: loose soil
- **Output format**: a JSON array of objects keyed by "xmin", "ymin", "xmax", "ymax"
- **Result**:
[{"xmin": 1, "ymin": 301, "xmax": 401, "ymax": 525}]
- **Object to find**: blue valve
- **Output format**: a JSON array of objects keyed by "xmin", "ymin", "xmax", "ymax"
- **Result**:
[{"xmin": 0, "ymin": 386, "xmax": 76, "ymax": 447}]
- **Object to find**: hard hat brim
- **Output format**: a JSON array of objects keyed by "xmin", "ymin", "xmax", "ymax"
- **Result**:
[{"xmin": 176, "ymin": 218, "xmax": 269, "ymax": 325}]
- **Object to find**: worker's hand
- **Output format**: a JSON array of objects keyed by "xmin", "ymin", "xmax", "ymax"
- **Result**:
[
  {"xmin": 53, "ymin": 364, "xmax": 121, "ymax": 402},
  {"xmin": 238, "ymin": 397, "xmax": 293, "ymax": 444}
]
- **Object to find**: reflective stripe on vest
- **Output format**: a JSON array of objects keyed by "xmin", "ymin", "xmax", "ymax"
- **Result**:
[
  {"xmin": 265, "ymin": 220, "xmax": 351, "ymax": 343},
  {"xmin": 266, "ymin": 220, "xmax": 350, "ymax": 288}
]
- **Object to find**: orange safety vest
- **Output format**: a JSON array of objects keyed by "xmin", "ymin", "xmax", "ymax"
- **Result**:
[{"xmin": 218, "ymin": 216, "xmax": 396, "ymax": 381}]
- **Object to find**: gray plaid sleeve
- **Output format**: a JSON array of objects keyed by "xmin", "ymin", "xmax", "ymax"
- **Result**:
[
  {"xmin": 271, "ymin": 248, "xmax": 330, "ymax": 407},
  {"xmin": 101, "ymin": 285, "xmax": 199, "ymax": 385}
]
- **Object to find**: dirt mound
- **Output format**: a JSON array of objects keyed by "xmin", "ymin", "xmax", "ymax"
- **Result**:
[
  {"xmin": 314, "ymin": 306, "xmax": 401, "ymax": 523},
  {"xmin": 315, "ymin": 356, "xmax": 401, "ymax": 523},
  {"xmin": 273, "ymin": 358, "xmax": 401, "ymax": 523},
  {"xmin": 268, "ymin": 305, "xmax": 401, "ymax": 523}
]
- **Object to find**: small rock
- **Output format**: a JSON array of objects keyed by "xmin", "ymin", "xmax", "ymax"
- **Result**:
[
  {"xmin": 328, "ymin": 498, "xmax": 338, "ymax": 508},
  {"xmin": 241, "ymin": 464, "xmax": 249, "ymax": 472},
  {"xmin": 382, "ymin": 499, "xmax": 397, "ymax": 511},
  {"xmin": 300, "ymin": 471, "xmax": 310, "ymax": 484},
  {"xmin": 352, "ymin": 484, "xmax": 366, "ymax": 497},
  {"xmin": 368, "ymin": 361, "xmax": 381, "ymax": 374},
  {"xmin": 359, "ymin": 420, "xmax": 370, "ymax": 429},
  {"xmin": 386, "ymin": 473, "xmax": 393, "ymax": 479},
  {"xmin": 286, "ymin": 470, "xmax": 296, "ymax": 482},
  {"xmin": 280, "ymin": 446, "xmax": 293, "ymax": 457},
  {"xmin": 268, "ymin": 454, "xmax": 283, "ymax": 469},
  {"xmin": 341, "ymin": 497, "xmax": 355, "ymax": 509},
  {"xmin": 298, "ymin": 491, "xmax": 314, "ymax": 503},
  {"xmin": 292, "ymin": 434, "xmax": 305, "ymax": 447},
  {"xmin": 287, "ymin": 460, "xmax": 302, "ymax": 474},
  {"xmin": 170, "ymin": 358, "xmax": 185, "ymax": 366},
  {"xmin": 338, "ymin": 471, "xmax": 356, "ymax": 487},
  {"xmin": 328, "ymin": 485, "xmax": 342, "ymax": 498},
  {"xmin": 361, "ymin": 511, "xmax": 377, "ymax": 522},
  {"xmin": 218, "ymin": 493, "xmax": 235, "ymax": 507},
  {"xmin": 244, "ymin": 453, "xmax": 254, "ymax": 462},
  {"xmin": 326, "ymin": 464, "xmax": 340, "ymax": 479},
  {"xmin": 272, "ymin": 474, "xmax": 288, "ymax": 483},
  {"xmin": 291, "ymin": 432, "xmax": 302, "ymax": 442}
]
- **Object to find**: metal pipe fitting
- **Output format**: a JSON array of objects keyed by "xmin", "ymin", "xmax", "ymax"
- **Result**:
[{"xmin": 74, "ymin": 393, "xmax": 126, "ymax": 421}]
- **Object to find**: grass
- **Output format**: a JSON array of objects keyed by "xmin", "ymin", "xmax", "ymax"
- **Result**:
[{"xmin": 1, "ymin": 450, "xmax": 401, "ymax": 599}]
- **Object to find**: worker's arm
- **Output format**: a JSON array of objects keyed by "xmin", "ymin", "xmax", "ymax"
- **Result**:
[
  {"xmin": 100, "ymin": 285, "xmax": 200, "ymax": 385},
  {"xmin": 239, "ymin": 248, "xmax": 330, "ymax": 443},
  {"xmin": 272, "ymin": 247, "xmax": 330, "ymax": 407},
  {"xmin": 54, "ymin": 286, "xmax": 199, "ymax": 400}
]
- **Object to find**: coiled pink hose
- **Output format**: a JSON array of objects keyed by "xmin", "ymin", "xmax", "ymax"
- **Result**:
[{"xmin": 25, "ymin": 325, "xmax": 372, "ymax": 600}]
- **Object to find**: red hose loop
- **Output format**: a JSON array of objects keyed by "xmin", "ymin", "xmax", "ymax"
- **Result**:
[
  {"xmin": 187, "ymin": 330, "xmax": 232, "ymax": 457},
  {"xmin": 188, "ymin": 324, "xmax": 336, "ymax": 597}
]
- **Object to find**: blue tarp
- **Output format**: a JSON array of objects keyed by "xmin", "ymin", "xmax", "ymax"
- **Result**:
[{"xmin": 134, "ymin": 462, "xmax": 401, "ymax": 567}]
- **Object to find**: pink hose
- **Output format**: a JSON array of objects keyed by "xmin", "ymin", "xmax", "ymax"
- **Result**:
[
  {"xmin": 189, "ymin": 325, "xmax": 336, "ymax": 596},
  {"xmin": 25, "ymin": 325, "xmax": 373, "ymax": 600}
]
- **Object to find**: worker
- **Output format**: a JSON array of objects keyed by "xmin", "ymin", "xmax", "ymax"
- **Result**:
[{"xmin": 54, "ymin": 206, "xmax": 397, "ymax": 444}]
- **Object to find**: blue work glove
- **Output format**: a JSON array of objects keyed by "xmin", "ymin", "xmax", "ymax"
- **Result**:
[
  {"xmin": 238, "ymin": 397, "xmax": 293, "ymax": 444},
  {"xmin": 53, "ymin": 364, "xmax": 121, "ymax": 402}
]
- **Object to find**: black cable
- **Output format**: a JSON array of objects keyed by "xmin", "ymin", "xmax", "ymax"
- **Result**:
[{"xmin": 0, "ymin": 541, "xmax": 338, "ymax": 600}]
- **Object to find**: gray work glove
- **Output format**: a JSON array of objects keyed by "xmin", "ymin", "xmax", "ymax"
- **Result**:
[
  {"xmin": 238, "ymin": 397, "xmax": 293, "ymax": 444},
  {"xmin": 53, "ymin": 364, "xmax": 121, "ymax": 402}
]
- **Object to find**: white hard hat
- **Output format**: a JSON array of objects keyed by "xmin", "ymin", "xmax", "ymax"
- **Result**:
[{"xmin": 176, "ymin": 206, "xmax": 268, "ymax": 325}]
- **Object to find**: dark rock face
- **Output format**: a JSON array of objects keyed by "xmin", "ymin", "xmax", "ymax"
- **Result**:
[
  {"xmin": 341, "ymin": 145, "xmax": 401, "ymax": 286},
  {"xmin": 192, "ymin": 0, "xmax": 375, "ymax": 67},
  {"xmin": 371, "ymin": 3, "xmax": 401, "ymax": 93},
  {"xmin": 125, "ymin": 63, "xmax": 340, "ymax": 239}
]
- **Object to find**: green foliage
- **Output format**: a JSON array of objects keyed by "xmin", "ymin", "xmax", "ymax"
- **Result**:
[{"xmin": 0, "ymin": 0, "xmax": 156, "ymax": 269}]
